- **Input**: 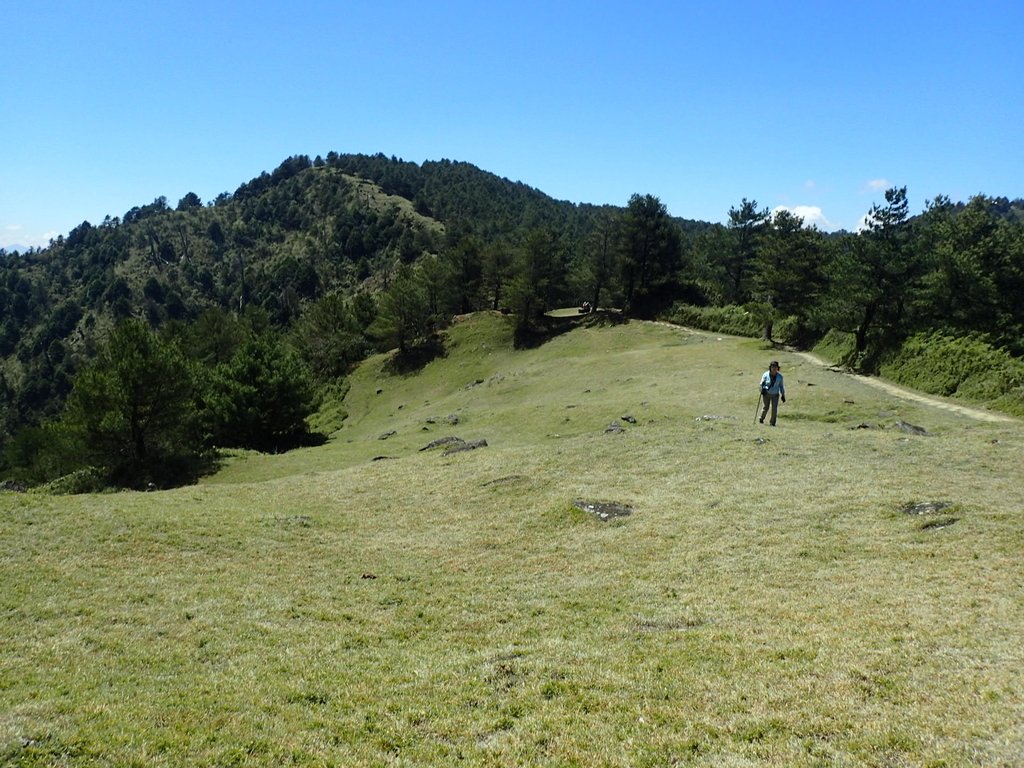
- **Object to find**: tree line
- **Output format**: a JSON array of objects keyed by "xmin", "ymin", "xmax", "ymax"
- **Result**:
[{"xmin": 1, "ymin": 153, "xmax": 1023, "ymax": 488}]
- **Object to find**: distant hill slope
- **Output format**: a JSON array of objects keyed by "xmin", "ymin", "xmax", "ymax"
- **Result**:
[{"xmin": 1, "ymin": 153, "xmax": 682, "ymax": 441}]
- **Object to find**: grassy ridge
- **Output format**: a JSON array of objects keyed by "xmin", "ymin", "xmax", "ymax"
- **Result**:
[{"xmin": 2, "ymin": 313, "xmax": 1022, "ymax": 766}]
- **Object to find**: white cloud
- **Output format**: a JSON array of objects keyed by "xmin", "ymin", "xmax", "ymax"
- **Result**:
[
  {"xmin": 771, "ymin": 205, "xmax": 834, "ymax": 231},
  {"xmin": 865, "ymin": 178, "xmax": 890, "ymax": 192},
  {"xmin": 0, "ymin": 225, "xmax": 58, "ymax": 250},
  {"xmin": 856, "ymin": 212, "xmax": 877, "ymax": 233}
]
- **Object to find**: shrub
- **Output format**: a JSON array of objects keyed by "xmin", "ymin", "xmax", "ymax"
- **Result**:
[
  {"xmin": 990, "ymin": 386, "xmax": 1024, "ymax": 418},
  {"xmin": 772, "ymin": 314, "xmax": 824, "ymax": 348},
  {"xmin": 40, "ymin": 466, "xmax": 109, "ymax": 495},
  {"xmin": 880, "ymin": 332, "xmax": 1024, "ymax": 412},
  {"xmin": 664, "ymin": 303, "xmax": 761, "ymax": 337},
  {"xmin": 2, "ymin": 422, "xmax": 84, "ymax": 487},
  {"xmin": 812, "ymin": 330, "xmax": 857, "ymax": 367}
]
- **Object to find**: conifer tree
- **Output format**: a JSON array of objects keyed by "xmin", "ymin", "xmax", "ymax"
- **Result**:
[{"xmin": 63, "ymin": 319, "xmax": 201, "ymax": 487}]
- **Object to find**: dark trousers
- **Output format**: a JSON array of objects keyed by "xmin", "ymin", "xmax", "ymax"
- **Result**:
[{"xmin": 760, "ymin": 393, "xmax": 779, "ymax": 425}]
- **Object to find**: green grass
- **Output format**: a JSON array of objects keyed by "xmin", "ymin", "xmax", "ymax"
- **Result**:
[{"xmin": 2, "ymin": 312, "xmax": 1022, "ymax": 766}]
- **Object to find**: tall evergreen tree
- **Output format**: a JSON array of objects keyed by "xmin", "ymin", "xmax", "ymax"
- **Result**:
[
  {"xmin": 723, "ymin": 199, "xmax": 770, "ymax": 304},
  {"xmin": 619, "ymin": 194, "xmax": 681, "ymax": 316},
  {"xmin": 919, "ymin": 195, "xmax": 1002, "ymax": 334},
  {"xmin": 509, "ymin": 229, "xmax": 565, "ymax": 333},
  {"xmin": 291, "ymin": 293, "xmax": 372, "ymax": 381},
  {"xmin": 63, "ymin": 319, "xmax": 201, "ymax": 487},
  {"xmin": 369, "ymin": 263, "xmax": 433, "ymax": 354},
  {"xmin": 579, "ymin": 211, "xmax": 620, "ymax": 310},
  {"xmin": 822, "ymin": 186, "xmax": 925, "ymax": 368},
  {"xmin": 481, "ymin": 242, "xmax": 515, "ymax": 311},
  {"xmin": 203, "ymin": 335, "xmax": 316, "ymax": 453},
  {"xmin": 752, "ymin": 209, "xmax": 827, "ymax": 340},
  {"xmin": 445, "ymin": 236, "xmax": 484, "ymax": 313}
]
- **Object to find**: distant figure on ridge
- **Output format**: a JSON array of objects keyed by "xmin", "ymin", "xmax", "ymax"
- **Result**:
[{"xmin": 759, "ymin": 360, "xmax": 786, "ymax": 426}]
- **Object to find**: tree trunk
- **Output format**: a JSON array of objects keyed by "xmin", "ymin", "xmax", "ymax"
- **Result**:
[{"xmin": 856, "ymin": 303, "xmax": 876, "ymax": 353}]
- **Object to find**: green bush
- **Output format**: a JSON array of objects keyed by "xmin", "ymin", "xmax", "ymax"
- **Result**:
[
  {"xmin": 40, "ymin": 466, "xmax": 109, "ymax": 495},
  {"xmin": 812, "ymin": 329, "xmax": 857, "ymax": 367},
  {"xmin": 308, "ymin": 380, "xmax": 350, "ymax": 436},
  {"xmin": 772, "ymin": 313, "xmax": 826, "ymax": 348},
  {"xmin": 664, "ymin": 303, "xmax": 761, "ymax": 337},
  {"xmin": 990, "ymin": 386, "xmax": 1024, "ymax": 417},
  {"xmin": 880, "ymin": 332, "xmax": 1024, "ymax": 414},
  {"xmin": 2, "ymin": 422, "xmax": 84, "ymax": 486}
]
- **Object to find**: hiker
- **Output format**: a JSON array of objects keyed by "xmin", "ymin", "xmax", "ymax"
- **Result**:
[{"xmin": 759, "ymin": 360, "xmax": 786, "ymax": 426}]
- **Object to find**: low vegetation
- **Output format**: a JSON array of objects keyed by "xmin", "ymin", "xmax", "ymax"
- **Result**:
[
  {"xmin": 879, "ymin": 332, "xmax": 1024, "ymax": 416},
  {"xmin": 2, "ymin": 313, "xmax": 1021, "ymax": 766}
]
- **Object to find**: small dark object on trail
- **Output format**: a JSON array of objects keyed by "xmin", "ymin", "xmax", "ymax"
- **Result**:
[
  {"xmin": 379, "ymin": 430, "xmax": 396, "ymax": 440},
  {"xmin": 621, "ymin": 414, "xmax": 637, "ymax": 424},
  {"xmin": 901, "ymin": 501, "xmax": 954, "ymax": 516},
  {"xmin": 605, "ymin": 421, "xmax": 626, "ymax": 434},
  {"xmin": 371, "ymin": 455, "xmax": 394, "ymax": 461},
  {"xmin": 361, "ymin": 573, "xmax": 377, "ymax": 579},
  {"xmin": 425, "ymin": 414, "xmax": 460, "ymax": 426},
  {"xmin": 919, "ymin": 517, "xmax": 959, "ymax": 531},
  {"xmin": 276, "ymin": 515, "xmax": 314, "ymax": 527},
  {"xmin": 574, "ymin": 499, "xmax": 633, "ymax": 522},
  {"xmin": 894, "ymin": 420, "xmax": 930, "ymax": 436},
  {"xmin": 420, "ymin": 436, "xmax": 465, "ymax": 451},
  {"xmin": 634, "ymin": 615, "xmax": 703, "ymax": 632},
  {"xmin": 443, "ymin": 438, "xmax": 488, "ymax": 456},
  {"xmin": 482, "ymin": 474, "xmax": 526, "ymax": 487}
]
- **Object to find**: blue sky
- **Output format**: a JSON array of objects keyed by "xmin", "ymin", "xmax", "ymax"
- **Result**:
[{"xmin": 3, "ymin": 1, "xmax": 1022, "ymax": 250}]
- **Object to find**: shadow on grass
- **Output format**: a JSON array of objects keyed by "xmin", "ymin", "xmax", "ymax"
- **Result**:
[
  {"xmin": 517, "ymin": 309, "xmax": 627, "ymax": 349},
  {"xmin": 384, "ymin": 335, "xmax": 447, "ymax": 375}
]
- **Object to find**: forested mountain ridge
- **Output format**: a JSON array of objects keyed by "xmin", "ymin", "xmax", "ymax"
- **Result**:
[
  {"xmin": 0, "ymin": 152, "xmax": 703, "ymax": 485},
  {"xmin": 0, "ymin": 155, "xmax": 609, "ymax": 421},
  {"xmin": 2, "ymin": 152, "xmax": 1023, "ymax": 489}
]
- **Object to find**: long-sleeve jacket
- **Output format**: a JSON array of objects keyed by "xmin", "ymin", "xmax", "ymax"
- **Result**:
[{"xmin": 760, "ymin": 371, "xmax": 785, "ymax": 396}]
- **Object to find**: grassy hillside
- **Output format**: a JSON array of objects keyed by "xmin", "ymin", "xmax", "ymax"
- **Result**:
[{"xmin": 2, "ymin": 313, "xmax": 1022, "ymax": 766}]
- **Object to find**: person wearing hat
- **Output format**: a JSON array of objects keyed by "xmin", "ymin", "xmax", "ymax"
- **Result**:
[{"xmin": 759, "ymin": 360, "xmax": 786, "ymax": 426}]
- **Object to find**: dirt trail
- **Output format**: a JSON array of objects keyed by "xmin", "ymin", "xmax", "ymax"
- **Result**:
[
  {"xmin": 655, "ymin": 321, "xmax": 1016, "ymax": 424},
  {"xmin": 788, "ymin": 350, "xmax": 1015, "ymax": 423}
]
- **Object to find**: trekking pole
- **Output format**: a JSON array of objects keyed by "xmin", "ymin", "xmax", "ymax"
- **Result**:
[{"xmin": 753, "ymin": 390, "xmax": 762, "ymax": 425}]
